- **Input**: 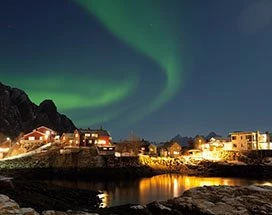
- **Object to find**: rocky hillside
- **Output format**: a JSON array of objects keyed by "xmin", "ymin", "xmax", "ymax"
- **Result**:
[{"xmin": 0, "ymin": 82, "xmax": 76, "ymax": 138}]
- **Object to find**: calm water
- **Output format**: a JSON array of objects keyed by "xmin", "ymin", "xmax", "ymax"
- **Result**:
[{"xmin": 45, "ymin": 174, "xmax": 272, "ymax": 207}]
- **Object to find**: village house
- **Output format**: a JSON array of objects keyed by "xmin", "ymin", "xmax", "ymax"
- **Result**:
[
  {"xmin": 230, "ymin": 131, "xmax": 271, "ymax": 151},
  {"xmin": 60, "ymin": 133, "xmax": 75, "ymax": 146},
  {"xmin": 139, "ymin": 142, "xmax": 158, "ymax": 156},
  {"xmin": 115, "ymin": 140, "xmax": 139, "ymax": 157},
  {"xmin": 204, "ymin": 137, "xmax": 232, "ymax": 151},
  {"xmin": 59, "ymin": 128, "xmax": 114, "ymax": 155},
  {"xmin": 159, "ymin": 142, "xmax": 182, "ymax": 158},
  {"xmin": 78, "ymin": 128, "xmax": 114, "ymax": 155},
  {"xmin": 193, "ymin": 135, "xmax": 207, "ymax": 150},
  {"xmin": 18, "ymin": 126, "xmax": 58, "ymax": 152},
  {"xmin": 20, "ymin": 130, "xmax": 49, "ymax": 145},
  {"xmin": 78, "ymin": 128, "xmax": 112, "ymax": 147}
]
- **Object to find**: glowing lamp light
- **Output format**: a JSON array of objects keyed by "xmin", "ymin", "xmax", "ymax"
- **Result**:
[{"xmin": 0, "ymin": 148, "xmax": 10, "ymax": 153}]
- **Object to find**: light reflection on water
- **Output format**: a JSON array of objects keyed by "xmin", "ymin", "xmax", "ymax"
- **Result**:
[{"xmin": 45, "ymin": 174, "xmax": 272, "ymax": 208}]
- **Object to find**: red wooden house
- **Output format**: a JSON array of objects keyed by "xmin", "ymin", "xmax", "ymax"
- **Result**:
[{"xmin": 20, "ymin": 130, "xmax": 48, "ymax": 145}]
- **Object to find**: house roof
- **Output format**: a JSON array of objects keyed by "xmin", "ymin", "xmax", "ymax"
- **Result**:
[
  {"xmin": 210, "ymin": 137, "xmax": 231, "ymax": 142},
  {"xmin": 22, "ymin": 130, "xmax": 46, "ymax": 138},
  {"xmin": 79, "ymin": 128, "xmax": 110, "ymax": 137},
  {"xmin": 61, "ymin": 133, "xmax": 74, "ymax": 138},
  {"xmin": 36, "ymin": 126, "xmax": 56, "ymax": 133},
  {"xmin": 163, "ymin": 142, "xmax": 181, "ymax": 148},
  {"xmin": 230, "ymin": 131, "xmax": 257, "ymax": 135}
]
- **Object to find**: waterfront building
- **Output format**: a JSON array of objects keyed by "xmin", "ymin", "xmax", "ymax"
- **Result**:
[
  {"xmin": 230, "ymin": 131, "xmax": 271, "ymax": 151},
  {"xmin": 159, "ymin": 142, "xmax": 182, "ymax": 158}
]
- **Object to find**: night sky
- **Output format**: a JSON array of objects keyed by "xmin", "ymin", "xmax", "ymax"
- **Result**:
[{"xmin": 1, "ymin": 0, "xmax": 272, "ymax": 141}]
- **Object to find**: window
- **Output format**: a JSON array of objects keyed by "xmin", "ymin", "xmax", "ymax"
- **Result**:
[
  {"xmin": 28, "ymin": 136, "xmax": 35, "ymax": 140},
  {"xmin": 39, "ymin": 137, "xmax": 43, "ymax": 140},
  {"xmin": 232, "ymin": 136, "xmax": 237, "ymax": 140},
  {"xmin": 97, "ymin": 139, "xmax": 106, "ymax": 145},
  {"xmin": 246, "ymin": 135, "xmax": 252, "ymax": 141},
  {"xmin": 92, "ymin": 133, "xmax": 98, "ymax": 138},
  {"xmin": 233, "ymin": 144, "xmax": 237, "ymax": 148},
  {"xmin": 85, "ymin": 133, "xmax": 90, "ymax": 137},
  {"xmin": 241, "ymin": 136, "xmax": 243, "ymax": 140}
]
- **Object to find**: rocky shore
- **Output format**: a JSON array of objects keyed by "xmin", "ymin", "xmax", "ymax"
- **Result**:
[
  {"xmin": 1, "ymin": 148, "xmax": 272, "ymax": 180},
  {"xmin": 1, "ymin": 150, "xmax": 272, "ymax": 214},
  {"xmin": 1, "ymin": 185, "xmax": 272, "ymax": 215},
  {"xmin": 0, "ymin": 176, "xmax": 101, "ymax": 213}
]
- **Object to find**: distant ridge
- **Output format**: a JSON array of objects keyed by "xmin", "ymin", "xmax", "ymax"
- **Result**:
[
  {"xmin": 0, "ymin": 82, "xmax": 76, "ymax": 138},
  {"xmin": 170, "ymin": 132, "xmax": 222, "ymax": 147}
]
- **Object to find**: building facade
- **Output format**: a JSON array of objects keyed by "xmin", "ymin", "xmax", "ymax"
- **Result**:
[{"xmin": 230, "ymin": 131, "xmax": 271, "ymax": 151}]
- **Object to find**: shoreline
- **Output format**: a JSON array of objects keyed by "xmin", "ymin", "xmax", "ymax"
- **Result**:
[
  {"xmin": 1, "ymin": 184, "xmax": 272, "ymax": 215},
  {"xmin": 1, "ymin": 161, "xmax": 272, "ymax": 181}
]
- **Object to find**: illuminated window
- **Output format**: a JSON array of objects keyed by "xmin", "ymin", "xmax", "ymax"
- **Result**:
[
  {"xmin": 28, "ymin": 136, "xmax": 35, "ymax": 140},
  {"xmin": 75, "ymin": 133, "xmax": 78, "ymax": 137},
  {"xmin": 39, "ymin": 137, "xmax": 43, "ymax": 140},
  {"xmin": 92, "ymin": 133, "xmax": 98, "ymax": 138},
  {"xmin": 45, "ymin": 131, "xmax": 50, "ymax": 135},
  {"xmin": 97, "ymin": 139, "xmax": 106, "ymax": 145},
  {"xmin": 85, "ymin": 133, "xmax": 90, "ymax": 137}
]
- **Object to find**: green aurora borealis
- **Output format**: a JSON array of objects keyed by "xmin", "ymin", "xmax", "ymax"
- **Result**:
[
  {"xmin": 3, "ymin": 0, "xmax": 272, "ymax": 140},
  {"xmin": 3, "ymin": 0, "xmax": 183, "ymax": 127},
  {"xmin": 76, "ymin": 0, "xmax": 183, "ymax": 120}
]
